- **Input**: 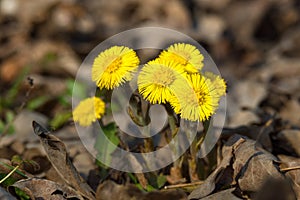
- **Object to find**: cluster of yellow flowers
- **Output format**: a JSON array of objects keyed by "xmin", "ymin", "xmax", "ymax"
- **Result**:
[{"xmin": 73, "ymin": 43, "xmax": 226, "ymax": 126}]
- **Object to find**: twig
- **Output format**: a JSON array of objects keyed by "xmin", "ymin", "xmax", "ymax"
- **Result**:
[
  {"xmin": 280, "ymin": 166, "xmax": 300, "ymax": 172},
  {"xmin": 164, "ymin": 181, "xmax": 203, "ymax": 190},
  {"xmin": 0, "ymin": 165, "xmax": 20, "ymax": 184}
]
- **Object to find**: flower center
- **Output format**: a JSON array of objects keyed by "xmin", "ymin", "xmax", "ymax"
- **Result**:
[
  {"xmin": 196, "ymin": 91, "xmax": 207, "ymax": 105},
  {"xmin": 153, "ymin": 68, "xmax": 176, "ymax": 86},
  {"xmin": 106, "ymin": 57, "xmax": 122, "ymax": 73},
  {"xmin": 185, "ymin": 92, "xmax": 199, "ymax": 107},
  {"xmin": 181, "ymin": 88, "xmax": 208, "ymax": 107}
]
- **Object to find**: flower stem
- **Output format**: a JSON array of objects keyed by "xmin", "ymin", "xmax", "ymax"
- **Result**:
[
  {"xmin": 164, "ymin": 103, "xmax": 178, "ymax": 136},
  {"xmin": 188, "ymin": 118, "xmax": 210, "ymax": 181},
  {"xmin": 164, "ymin": 104, "xmax": 183, "ymax": 173}
]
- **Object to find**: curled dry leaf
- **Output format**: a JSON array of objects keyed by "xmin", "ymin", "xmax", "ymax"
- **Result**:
[
  {"xmin": 8, "ymin": 178, "xmax": 84, "ymax": 200},
  {"xmin": 32, "ymin": 121, "xmax": 95, "ymax": 199},
  {"xmin": 189, "ymin": 134, "xmax": 283, "ymax": 199},
  {"xmin": 232, "ymin": 135, "xmax": 283, "ymax": 192}
]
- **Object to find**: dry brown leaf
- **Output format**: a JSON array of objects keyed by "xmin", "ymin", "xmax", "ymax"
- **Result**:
[
  {"xmin": 8, "ymin": 178, "xmax": 84, "ymax": 200},
  {"xmin": 45, "ymin": 165, "xmax": 66, "ymax": 185},
  {"xmin": 96, "ymin": 180, "xmax": 187, "ymax": 200},
  {"xmin": 253, "ymin": 177, "xmax": 296, "ymax": 200},
  {"xmin": 232, "ymin": 135, "xmax": 283, "ymax": 192},
  {"xmin": 96, "ymin": 181, "xmax": 142, "ymax": 200},
  {"xmin": 32, "ymin": 121, "xmax": 95, "ymax": 199},
  {"xmin": 200, "ymin": 188, "xmax": 241, "ymax": 200},
  {"xmin": 278, "ymin": 154, "xmax": 300, "ymax": 199},
  {"xmin": 188, "ymin": 135, "xmax": 241, "ymax": 199},
  {"xmin": 189, "ymin": 134, "xmax": 283, "ymax": 199}
]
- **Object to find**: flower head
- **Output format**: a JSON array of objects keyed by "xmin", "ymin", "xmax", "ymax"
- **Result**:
[
  {"xmin": 73, "ymin": 97, "xmax": 105, "ymax": 126},
  {"xmin": 170, "ymin": 74, "xmax": 220, "ymax": 121},
  {"xmin": 159, "ymin": 43, "xmax": 204, "ymax": 74},
  {"xmin": 137, "ymin": 59, "xmax": 188, "ymax": 104},
  {"xmin": 204, "ymin": 72, "xmax": 226, "ymax": 97},
  {"xmin": 92, "ymin": 46, "xmax": 140, "ymax": 90}
]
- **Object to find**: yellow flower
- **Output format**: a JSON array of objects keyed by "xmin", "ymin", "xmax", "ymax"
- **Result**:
[
  {"xmin": 170, "ymin": 74, "xmax": 220, "ymax": 121},
  {"xmin": 92, "ymin": 46, "xmax": 140, "ymax": 90},
  {"xmin": 204, "ymin": 72, "xmax": 226, "ymax": 97},
  {"xmin": 137, "ymin": 59, "xmax": 189, "ymax": 104},
  {"xmin": 158, "ymin": 43, "xmax": 204, "ymax": 74},
  {"xmin": 73, "ymin": 97, "xmax": 105, "ymax": 126}
]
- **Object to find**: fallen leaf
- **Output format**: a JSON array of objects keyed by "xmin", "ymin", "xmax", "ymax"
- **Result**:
[
  {"xmin": 278, "ymin": 154, "xmax": 300, "ymax": 199},
  {"xmin": 22, "ymin": 148, "xmax": 51, "ymax": 174},
  {"xmin": 200, "ymin": 188, "xmax": 241, "ymax": 200},
  {"xmin": 8, "ymin": 178, "xmax": 84, "ymax": 200},
  {"xmin": 96, "ymin": 180, "xmax": 187, "ymax": 200},
  {"xmin": 253, "ymin": 177, "xmax": 296, "ymax": 200},
  {"xmin": 32, "ymin": 121, "xmax": 95, "ymax": 199},
  {"xmin": 189, "ymin": 134, "xmax": 283, "ymax": 199},
  {"xmin": 232, "ymin": 136, "xmax": 283, "ymax": 192},
  {"xmin": 188, "ymin": 135, "xmax": 241, "ymax": 199}
]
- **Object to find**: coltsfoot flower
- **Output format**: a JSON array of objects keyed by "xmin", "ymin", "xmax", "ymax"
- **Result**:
[
  {"xmin": 137, "ymin": 59, "xmax": 189, "ymax": 104},
  {"xmin": 159, "ymin": 43, "xmax": 204, "ymax": 74},
  {"xmin": 73, "ymin": 97, "xmax": 105, "ymax": 126},
  {"xmin": 170, "ymin": 74, "xmax": 221, "ymax": 121},
  {"xmin": 92, "ymin": 46, "xmax": 140, "ymax": 90},
  {"xmin": 204, "ymin": 71, "xmax": 227, "ymax": 97}
]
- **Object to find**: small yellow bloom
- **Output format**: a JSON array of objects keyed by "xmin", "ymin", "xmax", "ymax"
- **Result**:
[
  {"xmin": 92, "ymin": 46, "xmax": 140, "ymax": 90},
  {"xmin": 137, "ymin": 59, "xmax": 189, "ymax": 104},
  {"xmin": 170, "ymin": 74, "xmax": 220, "ymax": 121},
  {"xmin": 204, "ymin": 72, "xmax": 226, "ymax": 97},
  {"xmin": 73, "ymin": 97, "xmax": 105, "ymax": 126},
  {"xmin": 159, "ymin": 43, "xmax": 204, "ymax": 74}
]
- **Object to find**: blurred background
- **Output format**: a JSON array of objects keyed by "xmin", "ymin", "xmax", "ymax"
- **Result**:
[{"xmin": 0, "ymin": 0, "xmax": 299, "ymax": 132}]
